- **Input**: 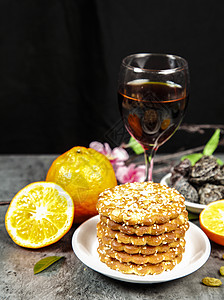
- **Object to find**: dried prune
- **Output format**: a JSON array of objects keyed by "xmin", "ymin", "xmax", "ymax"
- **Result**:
[
  {"xmin": 191, "ymin": 156, "xmax": 218, "ymax": 178},
  {"xmin": 173, "ymin": 159, "xmax": 191, "ymax": 176},
  {"xmin": 214, "ymin": 165, "xmax": 224, "ymax": 185},
  {"xmin": 190, "ymin": 156, "xmax": 220, "ymax": 185},
  {"xmin": 173, "ymin": 177, "xmax": 198, "ymax": 203},
  {"xmin": 198, "ymin": 184, "xmax": 224, "ymax": 205},
  {"xmin": 170, "ymin": 159, "xmax": 191, "ymax": 186},
  {"xmin": 170, "ymin": 172, "xmax": 183, "ymax": 186},
  {"xmin": 169, "ymin": 155, "xmax": 224, "ymax": 205}
]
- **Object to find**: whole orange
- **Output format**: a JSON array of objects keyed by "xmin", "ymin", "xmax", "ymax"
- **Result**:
[{"xmin": 46, "ymin": 146, "xmax": 117, "ymax": 223}]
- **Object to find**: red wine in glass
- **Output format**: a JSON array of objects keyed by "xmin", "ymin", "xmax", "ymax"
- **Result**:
[{"xmin": 118, "ymin": 54, "xmax": 189, "ymax": 181}]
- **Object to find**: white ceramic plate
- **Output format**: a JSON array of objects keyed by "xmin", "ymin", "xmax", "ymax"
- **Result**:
[
  {"xmin": 72, "ymin": 215, "xmax": 211, "ymax": 284},
  {"xmin": 160, "ymin": 173, "xmax": 206, "ymax": 214}
]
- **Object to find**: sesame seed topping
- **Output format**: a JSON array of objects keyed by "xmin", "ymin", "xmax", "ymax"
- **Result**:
[{"xmin": 96, "ymin": 182, "xmax": 185, "ymax": 225}]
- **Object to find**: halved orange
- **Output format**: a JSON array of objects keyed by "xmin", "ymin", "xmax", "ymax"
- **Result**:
[
  {"xmin": 5, "ymin": 182, "xmax": 74, "ymax": 248},
  {"xmin": 200, "ymin": 199, "xmax": 224, "ymax": 245}
]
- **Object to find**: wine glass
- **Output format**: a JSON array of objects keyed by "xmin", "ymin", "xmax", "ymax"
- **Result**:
[{"xmin": 118, "ymin": 53, "xmax": 189, "ymax": 181}]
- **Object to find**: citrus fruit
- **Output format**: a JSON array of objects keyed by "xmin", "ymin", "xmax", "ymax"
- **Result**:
[
  {"xmin": 199, "ymin": 199, "xmax": 224, "ymax": 245},
  {"xmin": 5, "ymin": 182, "xmax": 74, "ymax": 248},
  {"xmin": 46, "ymin": 146, "xmax": 117, "ymax": 223}
]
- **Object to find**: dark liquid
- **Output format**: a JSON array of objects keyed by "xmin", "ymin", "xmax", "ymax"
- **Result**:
[{"xmin": 118, "ymin": 81, "xmax": 188, "ymax": 150}]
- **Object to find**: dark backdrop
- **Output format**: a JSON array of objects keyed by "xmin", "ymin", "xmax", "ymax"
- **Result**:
[{"xmin": 0, "ymin": 0, "xmax": 224, "ymax": 154}]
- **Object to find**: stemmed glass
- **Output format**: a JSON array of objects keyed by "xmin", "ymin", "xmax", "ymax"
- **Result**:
[{"xmin": 118, "ymin": 53, "xmax": 190, "ymax": 181}]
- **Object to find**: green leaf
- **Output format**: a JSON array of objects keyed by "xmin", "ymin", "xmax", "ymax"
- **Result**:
[
  {"xmin": 34, "ymin": 256, "xmax": 64, "ymax": 274},
  {"xmin": 181, "ymin": 153, "xmax": 203, "ymax": 166},
  {"xmin": 216, "ymin": 158, "xmax": 224, "ymax": 166},
  {"xmin": 127, "ymin": 136, "xmax": 144, "ymax": 155},
  {"xmin": 203, "ymin": 129, "xmax": 220, "ymax": 156}
]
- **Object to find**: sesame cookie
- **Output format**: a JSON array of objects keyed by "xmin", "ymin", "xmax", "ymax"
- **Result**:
[
  {"xmin": 98, "ymin": 239, "xmax": 185, "ymax": 265},
  {"xmin": 98, "ymin": 250, "xmax": 183, "ymax": 275},
  {"xmin": 99, "ymin": 235, "xmax": 186, "ymax": 255},
  {"xmin": 100, "ymin": 209, "xmax": 188, "ymax": 236},
  {"xmin": 97, "ymin": 221, "xmax": 189, "ymax": 246},
  {"xmin": 96, "ymin": 182, "xmax": 186, "ymax": 226}
]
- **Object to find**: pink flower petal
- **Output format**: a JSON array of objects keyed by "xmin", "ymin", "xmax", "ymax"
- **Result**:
[
  {"xmin": 104, "ymin": 143, "xmax": 112, "ymax": 156},
  {"xmin": 112, "ymin": 160, "xmax": 125, "ymax": 172},
  {"xmin": 116, "ymin": 163, "xmax": 144, "ymax": 184},
  {"xmin": 115, "ymin": 166, "xmax": 129, "ymax": 183},
  {"xmin": 112, "ymin": 147, "xmax": 129, "ymax": 161},
  {"xmin": 89, "ymin": 141, "xmax": 113, "ymax": 159},
  {"xmin": 134, "ymin": 165, "xmax": 146, "ymax": 182},
  {"xmin": 89, "ymin": 141, "xmax": 105, "ymax": 153},
  {"xmin": 90, "ymin": 141, "xmax": 129, "ymax": 166}
]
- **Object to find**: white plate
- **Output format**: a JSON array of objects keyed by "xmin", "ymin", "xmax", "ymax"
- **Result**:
[
  {"xmin": 72, "ymin": 215, "xmax": 210, "ymax": 284},
  {"xmin": 160, "ymin": 173, "xmax": 206, "ymax": 214}
]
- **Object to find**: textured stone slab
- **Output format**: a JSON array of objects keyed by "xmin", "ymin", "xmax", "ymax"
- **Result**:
[
  {"xmin": 0, "ymin": 155, "xmax": 57, "ymax": 203},
  {"xmin": 1, "ymin": 155, "xmax": 224, "ymax": 299}
]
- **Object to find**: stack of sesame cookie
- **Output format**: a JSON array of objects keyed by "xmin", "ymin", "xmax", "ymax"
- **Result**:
[{"xmin": 96, "ymin": 181, "xmax": 189, "ymax": 275}]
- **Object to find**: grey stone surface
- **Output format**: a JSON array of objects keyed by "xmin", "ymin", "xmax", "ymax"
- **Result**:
[
  {"xmin": 0, "ymin": 155, "xmax": 57, "ymax": 202},
  {"xmin": 1, "ymin": 155, "xmax": 224, "ymax": 300}
]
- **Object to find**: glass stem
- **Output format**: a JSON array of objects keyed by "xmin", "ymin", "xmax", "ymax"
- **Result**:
[{"xmin": 144, "ymin": 147, "xmax": 157, "ymax": 181}]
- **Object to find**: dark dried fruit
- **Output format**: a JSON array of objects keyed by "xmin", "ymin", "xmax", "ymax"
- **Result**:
[
  {"xmin": 190, "ymin": 170, "xmax": 219, "ymax": 185},
  {"xmin": 202, "ymin": 277, "xmax": 222, "ymax": 287},
  {"xmin": 170, "ymin": 172, "xmax": 183, "ymax": 186},
  {"xmin": 173, "ymin": 177, "xmax": 199, "ymax": 203},
  {"xmin": 170, "ymin": 155, "xmax": 224, "ymax": 205},
  {"xmin": 190, "ymin": 156, "xmax": 220, "ymax": 185},
  {"xmin": 170, "ymin": 159, "xmax": 191, "ymax": 186},
  {"xmin": 191, "ymin": 156, "xmax": 218, "ymax": 178},
  {"xmin": 173, "ymin": 159, "xmax": 191, "ymax": 176},
  {"xmin": 198, "ymin": 184, "xmax": 224, "ymax": 205},
  {"xmin": 214, "ymin": 165, "xmax": 224, "ymax": 185}
]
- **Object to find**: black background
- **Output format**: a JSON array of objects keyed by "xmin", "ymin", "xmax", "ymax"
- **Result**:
[{"xmin": 0, "ymin": 0, "xmax": 224, "ymax": 154}]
